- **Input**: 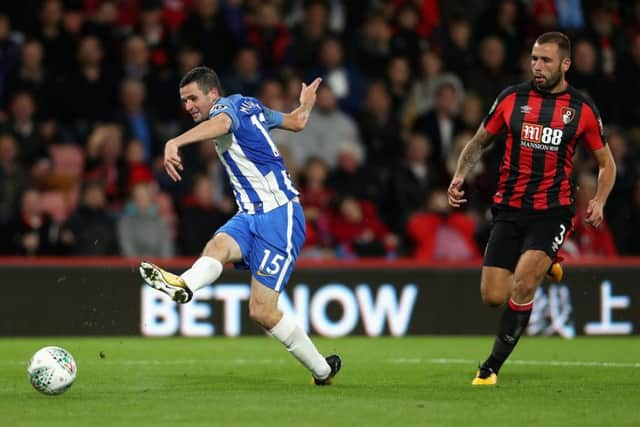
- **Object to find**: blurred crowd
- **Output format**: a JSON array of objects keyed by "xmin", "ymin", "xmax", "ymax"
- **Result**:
[{"xmin": 1, "ymin": 0, "xmax": 640, "ymax": 260}]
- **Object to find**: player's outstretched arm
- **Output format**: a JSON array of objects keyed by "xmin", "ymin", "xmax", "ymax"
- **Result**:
[
  {"xmin": 585, "ymin": 145, "xmax": 616, "ymax": 228},
  {"xmin": 280, "ymin": 77, "xmax": 322, "ymax": 132},
  {"xmin": 448, "ymin": 125, "xmax": 495, "ymax": 208},
  {"xmin": 163, "ymin": 114, "xmax": 233, "ymax": 181}
]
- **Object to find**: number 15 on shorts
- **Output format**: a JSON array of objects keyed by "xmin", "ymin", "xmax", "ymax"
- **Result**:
[{"xmin": 258, "ymin": 249, "xmax": 285, "ymax": 276}]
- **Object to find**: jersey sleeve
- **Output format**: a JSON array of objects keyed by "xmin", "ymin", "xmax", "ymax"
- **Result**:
[
  {"xmin": 482, "ymin": 87, "xmax": 514, "ymax": 135},
  {"xmin": 209, "ymin": 97, "xmax": 240, "ymax": 132},
  {"xmin": 579, "ymin": 103, "xmax": 607, "ymax": 151},
  {"xmin": 262, "ymin": 107, "xmax": 284, "ymax": 129}
]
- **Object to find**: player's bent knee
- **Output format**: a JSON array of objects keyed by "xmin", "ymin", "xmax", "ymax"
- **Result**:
[
  {"xmin": 202, "ymin": 233, "xmax": 237, "ymax": 263},
  {"xmin": 512, "ymin": 275, "xmax": 540, "ymax": 302},
  {"xmin": 480, "ymin": 289, "xmax": 508, "ymax": 307}
]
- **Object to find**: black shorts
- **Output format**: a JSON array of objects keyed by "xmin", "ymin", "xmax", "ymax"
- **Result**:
[{"xmin": 483, "ymin": 206, "xmax": 574, "ymax": 272}]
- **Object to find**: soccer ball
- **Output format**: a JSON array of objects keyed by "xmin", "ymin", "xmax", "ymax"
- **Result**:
[{"xmin": 27, "ymin": 346, "xmax": 77, "ymax": 395}]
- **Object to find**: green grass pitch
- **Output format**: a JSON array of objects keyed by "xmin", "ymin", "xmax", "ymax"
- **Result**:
[{"xmin": 1, "ymin": 337, "xmax": 639, "ymax": 426}]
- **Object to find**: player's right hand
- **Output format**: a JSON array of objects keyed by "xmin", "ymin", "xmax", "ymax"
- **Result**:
[
  {"xmin": 164, "ymin": 139, "xmax": 184, "ymax": 182},
  {"xmin": 448, "ymin": 175, "xmax": 467, "ymax": 208}
]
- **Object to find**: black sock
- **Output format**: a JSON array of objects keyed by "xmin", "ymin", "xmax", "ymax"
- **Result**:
[{"xmin": 483, "ymin": 299, "xmax": 533, "ymax": 374}]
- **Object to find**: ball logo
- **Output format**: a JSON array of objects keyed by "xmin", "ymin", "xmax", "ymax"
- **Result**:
[{"xmin": 561, "ymin": 106, "xmax": 576, "ymax": 124}]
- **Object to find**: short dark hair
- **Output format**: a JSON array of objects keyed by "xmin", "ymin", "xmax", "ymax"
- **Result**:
[
  {"xmin": 179, "ymin": 66, "xmax": 224, "ymax": 95},
  {"xmin": 535, "ymin": 32, "xmax": 571, "ymax": 59}
]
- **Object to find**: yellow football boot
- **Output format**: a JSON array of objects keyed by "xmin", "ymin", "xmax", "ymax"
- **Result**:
[
  {"xmin": 139, "ymin": 262, "xmax": 193, "ymax": 303},
  {"xmin": 472, "ymin": 368, "xmax": 498, "ymax": 386}
]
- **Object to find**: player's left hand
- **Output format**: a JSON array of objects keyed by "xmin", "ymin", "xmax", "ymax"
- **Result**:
[
  {"xmin": 299, "ymin": 77, "xmax": 322, "ymax": 109},
  {"xmin": 447, "ymin": 175, "xmax": 467, "ymax": 208},
  {"xmin": 584, "ymin": 198, "xmax": 604, "ymax": 228},
  {"xmin": 164, "ymin": 139, "xmax": 184, "ymax": 182}
]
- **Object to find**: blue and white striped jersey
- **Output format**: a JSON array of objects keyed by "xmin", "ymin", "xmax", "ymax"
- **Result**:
[{"xmin": 208, "ymin": 95, "xmax": 298, "ymax": 214}]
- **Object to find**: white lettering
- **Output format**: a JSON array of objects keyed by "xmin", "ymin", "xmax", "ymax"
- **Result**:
[
  {"xmin": 310, "ymin": 284, "xmax": 359, "ymax": 337},
  {"xmin": 356, "ymin": 284, "xmax": 418, "ymax": 336},
  {"xmin": 584, "ymin": 281, "xmax": 632, "ymax": 335},
  {"xmin": 279, "ymin": 285, "xmax": 310, "ymax": 332},
  {"xmin": 213, "ymin": 284, "xmax": 250, "ymax": 336},
  {"xmin": 141, "ymin": 286, "xmax": 178, "ymax": 336},
  {"xmin": 180, "ymin": 286, "xmax": 215, "ymax": 336}
]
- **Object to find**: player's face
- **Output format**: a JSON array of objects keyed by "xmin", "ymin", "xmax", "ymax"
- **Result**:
[
  {"xmin": 531, "ymin": 42, "xmax": 570, "ymax": 92},
  {"xmin": 179, "ymin": 82, "xmax": 217, "ymax": 123}
]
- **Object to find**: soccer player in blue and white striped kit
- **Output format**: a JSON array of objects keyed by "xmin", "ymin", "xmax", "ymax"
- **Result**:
[{"xmin": 139, "ymin": 66, "xmax": 341, "ymax": 385}]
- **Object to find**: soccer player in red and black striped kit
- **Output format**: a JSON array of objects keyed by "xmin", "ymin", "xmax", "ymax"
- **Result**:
[{"xmin": 448, "ymin": 32, "xmax": 616, "ymax": 385}]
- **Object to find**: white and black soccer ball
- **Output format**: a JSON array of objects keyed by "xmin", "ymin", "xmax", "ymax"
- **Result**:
[{"xmin": 27, "ymin": 346, "xmax": 77, "ymax": 395}]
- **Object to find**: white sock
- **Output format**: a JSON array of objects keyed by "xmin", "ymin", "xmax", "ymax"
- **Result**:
[
  {"xmin": 180, "ymin": 256, "xmax": 223, "ymax": 292},
  {"xmin": 270, "ymin": 313, "xmax": 331, "ymax": 379}
]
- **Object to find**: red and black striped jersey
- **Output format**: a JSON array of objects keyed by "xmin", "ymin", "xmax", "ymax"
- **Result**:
[{"xmin": 483, "ymin": 81, "xmax": 606, "ymax": 212}]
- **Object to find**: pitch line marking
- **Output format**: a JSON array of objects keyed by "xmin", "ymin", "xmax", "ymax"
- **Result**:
[
  {"xmin": 389, "ymin": 358, "xmax": 640, "ymax": 369},
  {"xmin": 4, "ymin": 358, "xmax": 639, "ymax": 368}
]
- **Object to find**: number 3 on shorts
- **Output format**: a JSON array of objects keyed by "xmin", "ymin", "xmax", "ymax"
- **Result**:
[
  {"xmin": 258, "ymin": 249, "xmax": 285, "ymax": 275},
  {"xmin": 554, "ymin": 224, "xmax": 567, "ymax": 245}
]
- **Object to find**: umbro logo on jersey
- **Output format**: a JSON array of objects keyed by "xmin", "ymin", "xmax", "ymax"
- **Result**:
[{"xmin": 520, "ymin": 105, "xmax": 532, "ymax": 114}]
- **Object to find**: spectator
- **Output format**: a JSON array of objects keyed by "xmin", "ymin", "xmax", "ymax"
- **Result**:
[
  {"xmin": 406, "ymin": 188, "xmax": 480, "ymax": 261},
  {"xmin": 356, "ymin": 81, "xmax": 404, "ymax": 173},
  {"xmin": 290, "ymin": 84, "xmax": 363, "ymax": 169},
  {"xmin": 350, "ymin": 10, "xmax": 391, "ymax": 80},
  {"xmin": 34, "ymin": 0, "xmax": 75, "ymax": 74},
  {"xmin": 0, "ymin": 133, "xmax": 26, "ymax": 226},
  {"xmin": 390, "ymin": 3, "xmax": 421, "ymax": 61},
  {"xmin": 178, "ymin": 0, "xmax": 236, "ymax": 74},
  {"xmin": 299, "ymin": 157, "xmax": 335, "ymax": 257},
  {"xmin": 5, "ymin": 39, "xmax": 56, "ymax": 114},
  {"xmin": 246, "ymin": 2, "xmax": 291, "ymax": 71},
  {"xmin": 439, "ymin": 16, "xmax": 474, "ymax": 78},
  {"xmin": 135, "ymin": 0, "xmax": 172, "ymax": 69},
  {"xmin": 326, "ymin": 141, "xmax": 384, "ymax": 205},
  {"xmin": 4, "ymin": 91, "xmax": 48, "ymax": 167},
  {"xmin": 385, "ymin": 133, "xmax": 436, "ymax": 234},
  {"xmin": 84, "ymin": 124, "xmax": 127, "ymax": 208},
  {"xmin": 124, "ymin": 139, "xmax": 155, "ymax": 192},
  {"xmin": 616, "ymin": 32, "xmax": 640, "ymax": 129},
  {"xmin": 285, "ymin": 0, "xmax": 333, "ymax": 76},
  {"xmin": 222, "ymin": 45, "xmax": 263, "ymax": 97},
  {"xmin": 624, "ymin": 176, "xmax": 640, "ymax": 255},
  {"xmin": 117, "ymin": 181, "xmax": 174, "ymax": 257},
  {"xmin": 331, "ymin": 195, "xmax": 398, "ymax": 258},
  {"xmin": 0, "ymin": 14, "xmax": 21, "ymax": 91},
  {"xmin": 61, "ymin": 35, "xmax": 117, "ymax": 136},
  {"xmin": 83, "ymin": 1, "xmax": 123, "ymax": 64},
  {"xmin": 413, "ymin": 80, "xmax": 465, "ymax": 167},
  {"xmin": 309, "ymin": 36, "xmax": 366, "ymax": 114},
  {"xmin": 385, "ymin": 56, "xmax": 413, "ymax": 122},
  {"xmin": 583, "ymin": 5, "xmax": 626, "ymax": 78},
  {"xmin": 475, "ymin": 0, "xmax": 525, "ymax": 73},
  {"xmin": 570, "ymin": 173, "xmax": 617, "ymax": 257},
  {"xmin": 602, "ymin": 128, "xmax": 638, "ymax": 254},
  {"xmin": 178, "ymin": 174, "xmax": 229, "ymax": 255},
  {"xmin": 464, "ymin": 36, "xmax": 516, "ymax": 112},
  {"xmin": 568, "ymin": 38, "xmax": 619, "ymax": 124},
  {"xmin": 5, "ymin": 188, "xmax": 73, "ymax": 255},
  {"xmin": 405, "ymin": 50, "xmax": 464, "ymax": 126},
  {"xmin": 64, "ymin": 182, "xmax": 118, "ymax": 255},
  {"xmin": 459, "ymin": 93, "xmax": 484, "ymax": 133},
  {"xmin": 115, "ymin": 78, "xmax": 162, "ymax": 164}
]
